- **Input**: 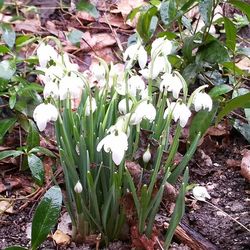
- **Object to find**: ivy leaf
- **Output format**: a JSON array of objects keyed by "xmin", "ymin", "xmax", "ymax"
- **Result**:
[
  {"xmin": 0, "ymin": 23, "xmax": 16, "ymax": 48},
  {"xmin": 76, "ymin": 0, "xmax": 99, "ymax": 19},
  {"xmin": 31, "ymin": 186, "xmax": 62, "ymax": 250}
]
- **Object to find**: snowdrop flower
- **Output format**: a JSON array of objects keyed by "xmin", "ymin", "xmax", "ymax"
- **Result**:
[
  {"xmin": 164, "ymin": 102, "xmax": 191, "ymax": 127},
  {"xmin": 33, "ymin": 103, "xmax": 58, "ymax": 131},
  {"xmin": 130, "ymin": 101, "xmax": 156, "ymax": 125},
  {"xmin": 61, "ymin": 53, "xmax": 79, "ymax": 72},
  {"xmin": 43, "ymin": 81, "xmax": 59, "ymax": 99},
  {"xmin": 38, "ymin": 65, "xmax": 65, "ymax": 84},
  {"xmin": 59, "ymin": 75, "xmax": 84, "ymax": 100},
  {"xmin": 37, "ymin": 43, "xmax": 58, "ymax": 67},
  {"xmin": 124, "ymin": 41, "xmax": 147, "ymax": 69},
  {"xmin": 192, "ymin": 186, "xmax": 211, "ymax": 202},
  {"xmin": 97, "ymin": 131, "xmax": 128, "ymax": 165},
  {"xmin": 151, "ymin": 37, "xmax": 172, "ymax": 57},
  {"xmin": 85, "ymin": 96, "xmax": 97, "ymax": 116},
  {"xmin": 91, "ymin": 63, "xmax": 106, "ymax": 81},
  {"xmin": 118, "ymin": 98, "xmax": 133, "ymax": 114},
  {"xmin": 74, "ymin": 181, "xmax": 83, "ymax": 193},
  {"xmin": 160, "ymin": 73, "xmax": 183, "ymax": 99},
  {"xmin": 193, "ymin": 92, "xmax": 213, "ymax": 112},
  {"xmin": 108, "ymin": 63, "xmax": 124, "ymax": 87}
]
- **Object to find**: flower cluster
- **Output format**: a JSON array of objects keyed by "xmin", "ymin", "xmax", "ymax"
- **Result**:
[{"xmin": 33, "ymin": 37, "xmax": 213, "ymax": 165}]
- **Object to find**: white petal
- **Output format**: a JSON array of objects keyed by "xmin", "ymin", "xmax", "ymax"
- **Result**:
[
  {"xmin": 138, "ymin": 46, "xmax": 147, "ymax": 69},
  {"xmin": 193, "ymin": 186, "xmax": 211, "ymax": 201},
  {"xmin": 118, "ymin": 98, "xmax": 133, "ymax": 114}
]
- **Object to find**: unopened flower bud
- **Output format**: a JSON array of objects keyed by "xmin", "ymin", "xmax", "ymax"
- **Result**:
[
  {"xmin": 74, "ymin": 181, "xmax": 83, "ymax": 193},
  {"xmin": 143, "ymin": 147, "xmax": 151, "ymax": 163}
]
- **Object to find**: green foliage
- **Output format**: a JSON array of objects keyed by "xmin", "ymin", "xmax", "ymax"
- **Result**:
[
  {"xmin": 0, "ymin": 118, "xmax": 16, "ymax": 143},
  {"xmin": 76, "ymin": 0, "xmax": 99, "ymax": 18},
  {"xmin": 31, "ymin": 186, "xmax": 62, "ymax": 250}
]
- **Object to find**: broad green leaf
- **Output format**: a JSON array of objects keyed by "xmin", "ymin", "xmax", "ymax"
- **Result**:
[
  {"xmin": 149, "ymin": 15, "xmax": 158, "ymax": 36},
  {"xmin": 209, "ymin": 84, "xmax": 233, "ymax": 98},
  {"xmin": 0, "ymin": 0, "xmax": 4, "ymax": 9},
  {"xmin": 9, "ymin": 93, "xmax": 16, "ymax": 109},
  {"xmin": 222, "ymin": 61, "xmax": 245, "ymax": 76},
  {"xmin": 216, "ymin": 92, "xmax": 250, "ymax": 123},
  {"xmin": 189, "ymin": 102, "xmax": 218, "ymax": 142},
  {"xmin": 0, "ymin": 118, "xmax": 16, "ymax": 141},
  {"xmin": 160, "ymin": 0, "xmax": 177, "ymax": 25},
  {"xmin": 196, "ymin": 40, "xmax": 230, "ymax": 64},
  {"xmin": 0, "ymin": 45, "xmax": 10, "ymax": 54},
  {"xmin": 26, "ymin": 120, "xmax": 40, "ymax": 151},
  {"xmin": 76, "ymin": 0, "xmax": 99, "ymax": 19},
  {"xmin": 28, "ymin": 153, "xmax": 44, "ymax": 185},
  {"xmin": 68, "ymin": 29, "xmax": 84, "ymax": 46},
  {"xmin": 237, "ymin": 47, "xmax": 250, "ymax": 57},
  {"xmin": 31, "ymin": 186, "xmax": 62, "ymax": 250},
  {"xmin": 234, "ymin": 119, "xmax": 250, "ymax": 143},
  {"xmin": 199, "ymin": 0, "xmax": 213, "ymax": 25},
  {"xmin": 127, "ymin": 7, "xmax": 141, "ymax": 21},
  {"xmin": 4, "ymin": 247, "xmax": 27, "ymax": 250},
  {"xmin": 0, "ymin": 23, "xmax": 16, "ymax": 48},
  {"xmin": 0, "ymin": 150, "xmax": 23, "ymax": 161},
  {"xmin": 0, "ymin": 60, "xmax": 16, "ymax": 80},
  {"xmin": 180, "ymin": 0, "xmax": 198, "ymax": 12},
  {"xmin": 229, "ymin": 0, "xmax": 250, "ymax": 21},
  {"xmin": 224, "ymin": 17, "xmax": 237, "ymax": 51},
  {"xmin": 29, "ymin": 146, "xmax": 56, "ymax": 157}
]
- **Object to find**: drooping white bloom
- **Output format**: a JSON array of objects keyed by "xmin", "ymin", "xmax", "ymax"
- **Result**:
[
  {"xmin": 74, "ymin": 181, "xmax": 83, "ymax": 193},
  {"xmin": 33, "ymin": 103, "xmax": 58, "ymax": 131},
  {"xmin": 59, "ymin": 75, "xmax": 84, "ymax": 100},
  {"xmin": 108, "ymin": 63, "xmax": 125, "ymax": 87},
  {"xmin": 61, "ymin": 53, "xmax": 79, "ymax": 72},
  {"xmin": 118, "ymin": 98, "xmax": 133, "ymax": 114},
  {"xmin": 123, "ymin": 41, "xmax": 147, "ymax": 69},
  {"xmin": 192, "ymin": 186, "xmax": 211, "ymax": 202},
  {"xmin": 164, "ymin": 102, "xmax": 191, "ymax": 127},
  {"xmin": 37, "ymin": 43, "xmax": 58, "ymax": 67},
  {"xmin": 130, "ymin": 101, "xmax": 156, "ymax": 125},
  {"xmin": 43, "ymin": 81, "xmax": 59, "ymax": 99},
  {"xmin": 143, "ymin": 147, "xmax": 151, "ymax": 163},
  {"xmin": 91, "ymin": 63, "xmax": 106, "ymax": 81},
  {"xmin": 151, "ymin": 37, "xmax": 172, "ymax": 57},
  {"xmin": 193, "ymin": 92, "xmax": 213, "ymax": 112},
  {"xmin": 85, "ymin": 96, "xmax": 97, "ymax": 116},
  {"xmin": 97, "ymin": 131, "xmax": 128, "ymax": 165},
  {"xmin": 160, "ymin": 73, "xmax": 183, "ymax": 99}
]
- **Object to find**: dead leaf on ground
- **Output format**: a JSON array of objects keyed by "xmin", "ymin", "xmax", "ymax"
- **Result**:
[
  {"xmin": 0, "ymin": 201, "xmax": 14, "ymax": 214},
  {"xmin": 207, "ymin": 123, "xmax": 229, "ymax": 136},
  {"xmin": 52, "ymin": 230, "xmax": 71, "ymax": 246},
  {"xmin": 15, "ymin": 18, "xmax": 42, "ymax": 34},
  {"xmin": 0, "ymin": 177, "xmax": 22, "ymax": 193},
  {"xmin": 226, "ymin": 159, "xmax": 241, "ymax": 168},
  {"xmin": 236, "ymin": 57, "xmax": 250, "ymax": 72},
  {"xmin": 45, "ymin": 21, "xmax": 65, "ymax": 40},
  {"xmin": 57, "ymin": 212, "xmax": 72, "ymax": 236},
  {"xmin": 241, "ymin": 149, "xmax": 250, "ymax": 182}
]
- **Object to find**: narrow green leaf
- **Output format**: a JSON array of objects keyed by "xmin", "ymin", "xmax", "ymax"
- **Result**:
[
  {"xmin": 31, "ymin": 186, "xmax": 62, "ymax": 250},
  {"xmin": 4, "ymin": 246, "xmax": 27, "ymax": 250},
  {"xmin": 224, "ymin": 17, "xmax": 237, "ymax": 51},
  {"xmin": 0, "ymin": 44, "xmax": 10, "ymax": 54},
  {"xmin": 0, "ymin": 118, "xmax": 16, "ymax": 141},
  {"xmin": 76, "ymin": 0, "xmax": 99, "ymax": 18},
  {"xmin": 229, "ymin": 0, "xmax": 250, "ymax": 21},
  {"xmin": 216, "ymin": 92, "xmax": 250, "ymax": 123},
  {"xmin": 28, "ymin": 153, "xmax": 44, "ymax": 185},
  {"xmin": 209, "ymin": 84, "xmax": 233, "ymax": 98},
  {"xmin": 199, "ymin": 0, "xmax": 213, "ymax": 25},
  {"xmin": 9, "ymin": 93, "xmax": 16, "ymax": 109},
  {"xmin": 26, "ymin": 120, "xmax": 40, "ymax": 151},
  {"xmin": 29, "ymin": 146, "xmax": 56, "ymax": 157},
  {"xmin": 0, "ymin": 0, "xmax": 4, "ymax": 9},
  {"xmin": 0, "ymin": 23, "xmax": 16, "ymax": 48},
  {"xmin": 0, "ymin": 150, "xmax": 23, "ymax": 161},
  {"xmin": 189, "ymin": 102, "xmax": 218, "ymax": 142}
]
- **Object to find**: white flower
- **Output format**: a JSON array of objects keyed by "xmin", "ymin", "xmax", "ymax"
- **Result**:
[
  {"xmin": 164, "ymin": 102, "xmax": 191, "ymax": 127},
  {"xmin": 85, "ymin": 97, "xmax": 97, "ymax": 116},
  {"xmin": 130, "ymin": 101, "xmax": 156, "ymax": 125},
  {"xmin": 74, "ymin": 181, "xmax": 83, "ymax": 193},
  {"xmin": 43, "ymin": 81, "xmax": 59, "ymax": 99},
  {"xmin": 151, "ymin": 37, "xmax": 172, "ymax": 57},
  {"xmin": 108, "ymin": 63, "xmax": 124, "ymax": 87},
  {"xmin": 160, "ymin": 73, "xmax": 183, "ymax": 99},
  {"xmin": 193, "ymin": 92, "xmax": 213, "ymax": 112},
  {"xmin": 37, "ymin": 43, "xmax": 58, "ymax": 67},
  {"xmin": 62, "ymin": 53, "xmax": 79, "ymax": 72},
  {"xmin": 143, "ymin": 147, "xmax": 151, "ymax": 163},
  {"xmin": 97, "ymin": 131, "xmax": 128, "ymax": 165},
  {"xmin": 118, "ymin": 98, "xmax": 133, "ymax": 114},
  {"xmin": 33, "ymin": 103, "xmax": 58, "ymax": 131},
  {"xmin": 59, "ymin": 75, "xmax": 84, "ymax": 100},
  {"xmin": 91, "ymin": 63, "xmax": 106, "ymax": 81},
  {"xmin": 192, "ymin": 186, "xmax": 211, "ymax": 202},
  {"xmin": 124, "ymin": 42, "xmax": 147, "ymax": 69}
]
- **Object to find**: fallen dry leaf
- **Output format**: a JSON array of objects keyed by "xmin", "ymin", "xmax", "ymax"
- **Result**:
[
  {"xmin": 241, "ymin": 149, "xmax": 250, "ymax": 182},
  {"xmin": 226, "ymin": 159, "xmax": 241, "ymax": 168},
  {"xmin": 57, "ymin": 212, "xmax": 72, "ymax": 236},
  {"xmin": 52, "ymin": 230, "xmax": 71, "ymax": 246},
  {"xmin": 207, "ymin": 123, "xmax": 229, "ymax": 136},
  {"xmin": 0, "ymin": 201, "xmax": 14, "ymax": 214},
  {"xmin": 15, "ymin": 18, "xmax": 41, "ymax": 34},
  {"xmin": 236, "ymin": 57, "xmax": 250, "ymax": 72},
  {"xmin": 0, "ymin": 177, "xmax": 22, "ymax": 193}
]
